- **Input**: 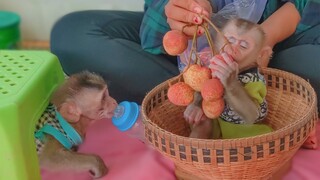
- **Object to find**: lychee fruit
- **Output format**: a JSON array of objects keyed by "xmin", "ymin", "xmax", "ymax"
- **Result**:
[
  {"xmin": 201, "ymin": 78, "xmax": 224, "ymax": 101},
  {"xmin": 183, "ymin": 64, "xmax": 211, "ymax": 91},
  {"xmin": 202, "ymin": 98, "xmax": 225, "ymax": 119},
  {"xmin": 163, "ymin": 30, "xmax": 188, "ymax": 55},
  {"xmin": 167, "ymin": 82, "xmax": 194, "ymax": 106}
]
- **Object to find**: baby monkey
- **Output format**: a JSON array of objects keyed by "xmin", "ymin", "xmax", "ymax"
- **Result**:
[
  {"xmin": 34, "ymin": 71, "xmax": 117, "ymax": 178},
  {"xmin": 184, "ymin": 18, "xmax": 272, "ymax": 139}
]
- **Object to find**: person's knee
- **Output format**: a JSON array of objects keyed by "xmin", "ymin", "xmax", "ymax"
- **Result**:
[{"xmin": 270, "ymin": 44, "xmax": 320, "ymax": 113}]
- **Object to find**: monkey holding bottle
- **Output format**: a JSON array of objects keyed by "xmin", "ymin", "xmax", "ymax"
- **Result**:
[{"xmin": 34, "ymin": 71, "xmax": 118, "ymax": 178}]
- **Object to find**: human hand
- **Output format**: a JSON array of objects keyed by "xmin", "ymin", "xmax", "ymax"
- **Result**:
[
  {"xmin": 165, "ymin": 0, "xmax": 212, "ymax": 37},
  {"xmin": 184, "ymin": 103, "xmax": 206, "ymax": 125},
  {"xmin": 209, "ymin": 52, "xmax": 239, "ymax": 90}
]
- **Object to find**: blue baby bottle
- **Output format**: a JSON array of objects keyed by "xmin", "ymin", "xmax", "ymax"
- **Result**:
[{"xmin": 112, "ymin": 101, "xmax": 145, "ymax": 142}]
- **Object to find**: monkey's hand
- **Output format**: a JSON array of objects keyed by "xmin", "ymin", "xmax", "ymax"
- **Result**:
[
  {"xmin": 184, "ymin": 92, "xmax": 205, "ymax": 125},
  {"xmin": 184, "ymin": 103, "xmax": 204, "ymax": 125},
  {"xmin": 209, "ymin": 53, "xmax": 259, "ymax": 124},
  {"xmin": 39, "ymin": 136, "xmax": 108, "ymax": 179},
  {"xmin": 209, "ymin": 52, "xmax": 239, "ymax": 89}
]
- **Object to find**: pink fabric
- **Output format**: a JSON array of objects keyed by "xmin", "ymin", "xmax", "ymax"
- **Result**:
[
  {"xmin": 41, "ymin": 119, "xmax": 176, "ymax": 180},
  {"xmin": 41, "ymin": 119, "xmax": 320, "ymax": 180},
  {"xmin": 283, "ymin": 120, "xmax": 320, "ymax": 180}
]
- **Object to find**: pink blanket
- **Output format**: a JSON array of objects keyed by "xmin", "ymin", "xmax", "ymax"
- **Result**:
[
  {"xmin": 283, "ymin": 121, "xmax": 320, "ymax": 180},
  {"xmin": 41, "ymin": 119, "xmax": 176, "ymax": 180},
  {"xmin": 42, "ymin": 119, "xmax": 320, "ymax": 180}
]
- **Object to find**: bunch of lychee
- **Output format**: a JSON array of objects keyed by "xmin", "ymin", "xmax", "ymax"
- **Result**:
[{"xmin": 163, "ymin": 30, "xmax": 225, "ymax": 119}]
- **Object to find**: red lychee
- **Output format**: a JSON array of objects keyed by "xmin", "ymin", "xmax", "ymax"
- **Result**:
[
  {"xmin": 183, "ymin": 64, "xmax": 211, "ymax": 92},
  {"xmin": 202, "ymin": 98, "xmax": 225, "ymax": 119},
  {"xmin": 201, "ymin": 78, "xmax": 224, "ymax": 101},
  {"xmin": 163, "ymin": 30, "xmax": 188, "ymax": 56},
  {"xmin": 167, "ymin": 82, "xmax": 194, "ymax": 106}
]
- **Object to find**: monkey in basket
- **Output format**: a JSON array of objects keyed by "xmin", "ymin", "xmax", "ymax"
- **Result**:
[
  {"xmin": 34, "ymin": 71, "xmax": 118, "ymax": 178},
  {"xmin": 182, "ymin": 18, "xmax": 274, "ymax": 139}
]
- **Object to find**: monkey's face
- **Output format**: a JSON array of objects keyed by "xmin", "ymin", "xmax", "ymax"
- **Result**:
[
  {"xmin": 76, "ymin": 86, "xmax": 118, "ymax": 121},
  {"xmin": 222, "ymin": 24, "xmax": 263, "ymax": 71}
]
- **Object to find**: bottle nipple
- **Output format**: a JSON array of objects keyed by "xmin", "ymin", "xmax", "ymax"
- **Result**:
[
  {"xmin": 113, "ymin": 105, "xmax": 125, "ymax": 119},
  {"xmin": 112, "ymin": 101, "xmax": 139, "ymax": 131}
]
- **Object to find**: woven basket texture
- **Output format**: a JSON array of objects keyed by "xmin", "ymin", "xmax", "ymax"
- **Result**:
[{"xmin": 141, "ymin": 67, "xmax": 318, "ymax": 180}]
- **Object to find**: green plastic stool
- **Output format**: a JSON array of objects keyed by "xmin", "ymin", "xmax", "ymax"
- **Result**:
[
  {"xmin": 0, "ymin": 50, "xmax": 65, "ymax": 180},
  {"xmin": 0, "ymin": 11, "xmax": 21, "ymax": 49}
]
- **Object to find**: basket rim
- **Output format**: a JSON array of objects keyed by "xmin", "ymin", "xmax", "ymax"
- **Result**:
[{"xmin": 141, "ymin": 67, "xmax": 318, "ymax": 147}]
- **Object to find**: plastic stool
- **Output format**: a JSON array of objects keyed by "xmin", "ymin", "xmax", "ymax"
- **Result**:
[
  {"xmin": 0, "ymin": 50, "xmax": 65, "ymax": 180},
  {"xmin": 0, "ymin": 11, "xmax": 20, "ymax": 49}
]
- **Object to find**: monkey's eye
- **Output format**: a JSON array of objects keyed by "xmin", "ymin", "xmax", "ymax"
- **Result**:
[
  {"xmin": 227, "ymin": 36, "xmax": 236, "ymax": 44},
  {"xmin": 239, "ymin": 40, "xmax": 249, "ymax": 49}
]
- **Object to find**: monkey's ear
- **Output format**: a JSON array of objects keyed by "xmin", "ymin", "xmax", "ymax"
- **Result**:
[
  {"xmin": 257, "ymin": 46, "xmax": 273, "ymax": 68},
  {"xmin": 59, "ymin": 101, "xmax": 81, "ymax": 123}
]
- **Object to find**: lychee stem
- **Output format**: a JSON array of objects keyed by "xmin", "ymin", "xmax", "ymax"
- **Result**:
[
  {"xmin": 203, "ymin": 25, "xmax": 216, "ymax": 56},
  {"xmin": 201, "ymin": 15, "xmax": 230, "ymax": 48},
  {"xmin": 175, "ymin": 13, "xmax": 232, "ymax": 87}
]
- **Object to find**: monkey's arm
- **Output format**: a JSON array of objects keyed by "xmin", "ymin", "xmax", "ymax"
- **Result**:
[
  {"xmin": 224, "ymin": 81, "xmax": 260, "ymax": 124},
  {"xmin": 184, "ymin": 92, "xmax": 204, "ymax": 125},
  {"xmin": 187, "ymin": 92, "xmax": 214, "ymax": 139},
  {"xmin": 193, "ymin": 91, "xmax": 202, "ymax": 106},
  {"xmin": 39, "ymin": 135, "xmax": 108, "ymax": 178}
]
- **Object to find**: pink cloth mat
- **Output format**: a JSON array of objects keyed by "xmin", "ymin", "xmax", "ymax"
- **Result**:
[{"xmin": 42, "ymin": 119, "xmax": 320, "ymax": 180}]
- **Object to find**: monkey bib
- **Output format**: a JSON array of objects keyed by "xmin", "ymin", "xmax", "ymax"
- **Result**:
[
  {"xmin": 214, "ymin": 68, "xmax": 273, "ymax": 139},
  {"xmin": 34, "ymin": 104, "xmax": 83, "ymax": 154}
]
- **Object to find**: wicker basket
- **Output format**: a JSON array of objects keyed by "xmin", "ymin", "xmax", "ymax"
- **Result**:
[{"xmin": 141, "ymin": 67, "xmax": 318, "ymax": 180}]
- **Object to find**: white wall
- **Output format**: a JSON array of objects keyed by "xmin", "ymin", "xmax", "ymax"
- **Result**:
[{"xmin": 0, "ymin": 0, "xmax": 144, "ymax": 41}]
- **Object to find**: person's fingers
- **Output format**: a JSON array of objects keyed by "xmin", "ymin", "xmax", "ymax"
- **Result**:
[
  {"xmin": 176, "ymin": 0, "xmax": 212, "ymax": 17},
  {"xmin": 166, "ymin": 19, "xmax": 205, "ymax": 37},
  {"xmin": 182, "ymin": 24, "xmax": 205, "ymax": 37},
  {"xmin": 196, "ymin": 0, "xmax": 212, "ymax": 15},
  {"xmin": 165, "ymin": 0, "xmax": 211, "ymax": 36},
  {"xmin": 165, "ymin": 6, "xmax": 203, "ymax": 25},
  {"xmin": 169, "ymin": 0, "xmax": 209, "ymax": 14}
]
